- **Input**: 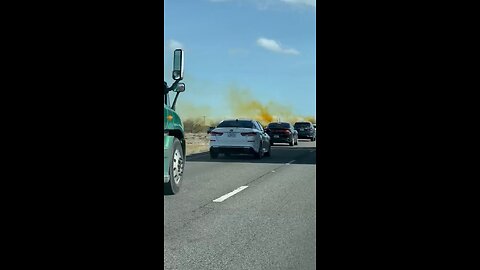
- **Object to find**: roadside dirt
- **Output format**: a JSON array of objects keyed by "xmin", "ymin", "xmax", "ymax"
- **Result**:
[{"xmin": 185, "ymin": 132, "xmax": 210, "ymax": 156}]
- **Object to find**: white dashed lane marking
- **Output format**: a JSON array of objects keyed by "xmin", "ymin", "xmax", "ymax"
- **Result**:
[{"xmin": 213, "ymin": 186, "xmax": 249, "ymax": 203}]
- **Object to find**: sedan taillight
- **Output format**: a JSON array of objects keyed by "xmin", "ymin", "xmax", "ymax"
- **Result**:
[{"xmin": 210, "ymin": 132, "xmax": 224, "ymax": 136}]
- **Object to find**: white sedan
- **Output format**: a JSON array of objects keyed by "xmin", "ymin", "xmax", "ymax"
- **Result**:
[{"xmin": 209, "ymin": 119, "xmax": 271, "ymax": 159}]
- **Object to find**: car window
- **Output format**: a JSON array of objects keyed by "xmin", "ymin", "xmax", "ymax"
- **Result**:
[
  {"xmin": 256, "ymin": 122, "xmax": 264, "ymax": 131},
  {"xmin": 217, "ymin": 120, "xmax": 255, "ymax": 128},
  {"xmin": 294, "ymin": 122, "xmax": 311, "ymax": 128},
  {"xmin": 268, "ymin": 123, "xmax": 291, "ymax": 129}
]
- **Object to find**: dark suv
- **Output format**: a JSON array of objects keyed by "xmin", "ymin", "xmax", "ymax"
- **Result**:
[
  {"xmin": 265, "ymin": 122, "xmax": 298, "ymax": 146},
  {"xmin": 294, "ymin": 122, "xmax": 316, "ymax": 141}
]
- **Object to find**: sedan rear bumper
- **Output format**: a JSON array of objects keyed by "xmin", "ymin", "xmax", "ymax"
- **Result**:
[
  {"xmin": 270, "ymin": 137, "xmax": 293, "ymax": 143},
  {"xmin": 297, "ymin": 132, "xmax": 314, "ymax": 139},
  {"xmin": 210, "ymin": 146, "xmax": 256, "ymax": 154}
]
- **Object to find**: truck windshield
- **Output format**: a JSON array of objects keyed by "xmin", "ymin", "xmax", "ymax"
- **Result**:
[
  {"xmin": 164, "ymin": 81, "xmax": 170, "ymax": 106},
  {"xmin": 164, "ymin": 93, "xmax": 170, "ymax": 106}
]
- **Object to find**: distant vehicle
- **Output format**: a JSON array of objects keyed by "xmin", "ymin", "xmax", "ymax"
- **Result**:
[
  {"xmin": 265, "ymin": 122, "xmax": 298, "ymax": 146},
  {"xmin": 294, "ymin": 121, "xmax": 316, "ymax": 141},
  {"xmin": 207, "ymin": 126, "xmax": 215, "ymax": 134},
  {"xmin": 209, "ymin": 119, "xmax": 271, "ymax": 159}
]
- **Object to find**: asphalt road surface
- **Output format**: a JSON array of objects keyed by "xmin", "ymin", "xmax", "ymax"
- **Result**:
[{"xmin": 164, "ymin": 140, "xmax": 316, "ymax": 270}]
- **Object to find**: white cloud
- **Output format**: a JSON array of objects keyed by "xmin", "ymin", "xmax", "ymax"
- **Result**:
[
  {"xmin": 283, "ymin": 48, "xmax": 301, "ymax": 55},
  {"xmin": 256, "ymin": 37, "xmax": 300, "ymax": 55},
  {"xmin": 257, "ymin": 38, "xmax": 282, "ymax": 52},
  {"xmin": 280, "ymin": 0, "xmax": 315, "ymax": 8},
  {"xmin": 253, "ymin": 0, "xmax": 275, "ymax": 10},
  {"xmin": 167, "ymin": 39, "xmax": 184, "ymax": 51}
]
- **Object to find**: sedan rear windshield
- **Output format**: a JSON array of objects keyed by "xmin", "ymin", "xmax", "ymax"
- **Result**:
[
  {"xmin": 268, "ymin": 123, "xmax": 291, "ymax": 129},
  {"xmin": 217, "ymin": 120, "xmax": 254, "ymax": 129},
  {"xmin": 294, "ymin": 123, "xmax": 311, "ymax": 128}
]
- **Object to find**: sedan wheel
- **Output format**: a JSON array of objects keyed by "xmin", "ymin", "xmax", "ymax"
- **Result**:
[
  {"xmin": 210, "ymin": 150, "xmax": 219, "ymax": 159},
  {"xmin": 254, "ymin": 143, "xmax": 264, "ymax": 159},
  {"xmin": 264, "ymin": 143, "xmax": 271, "ymax": 157}
]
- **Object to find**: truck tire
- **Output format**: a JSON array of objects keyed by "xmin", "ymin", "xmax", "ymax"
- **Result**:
[{"xmin": 164, "ymin": 138, "xmax": 184, "ymax": 195}]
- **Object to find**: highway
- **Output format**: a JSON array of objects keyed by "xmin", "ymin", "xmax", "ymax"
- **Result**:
[{"xmin": 164, "ymin": 140, "xmax": 316, "ymax": 270}]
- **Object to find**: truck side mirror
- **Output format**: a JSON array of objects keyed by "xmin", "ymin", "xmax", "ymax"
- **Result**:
[
  {"xmin": 172, "ymin": 49, "xmax": 184, "ymax": 80},
  {"xmin": 174, "ymin": 83, "xmax": 185, "ymax": 92}
]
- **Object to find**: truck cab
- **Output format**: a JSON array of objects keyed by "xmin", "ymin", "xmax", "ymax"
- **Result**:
[{"xmin": 164, "ymin": 49, "xmax": 186, "ymax": 195}]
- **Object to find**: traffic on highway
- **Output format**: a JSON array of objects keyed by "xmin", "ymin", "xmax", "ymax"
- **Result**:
[{"xmin": 164, "ymin": 0, "xmax": 316, "ymax": 268}]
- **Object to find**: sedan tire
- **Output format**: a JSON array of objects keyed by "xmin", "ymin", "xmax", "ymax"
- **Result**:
[
  {"xmin": 210, "ymin": 149, "xmax": 219, "ymax": 159},
  {"xmin": 264, "ymin": 144, "xmax": 271, "ymax": 157},
  {"xmin": 254, "ymin": 143, "xmax": 264, "ymax": 159}
]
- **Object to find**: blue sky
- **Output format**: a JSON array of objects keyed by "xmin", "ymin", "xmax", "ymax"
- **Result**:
[{"xmin": 164, "ymin": 0, "xmax": 316, "ymax": 123}]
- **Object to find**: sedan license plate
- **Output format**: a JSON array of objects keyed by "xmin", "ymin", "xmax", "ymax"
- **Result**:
[
  {"xmin": 274, "ymin": 135, "xmax": 280, "ymax": 138},
  {"xmin": 228, "ymin": 132, "xmax": 236, "ymax": 137},
  {"xmin": 300, "ymin": 128, "xmax": 304, "ymax": 131}
]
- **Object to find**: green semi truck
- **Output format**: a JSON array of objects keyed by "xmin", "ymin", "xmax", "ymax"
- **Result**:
[{"xmin": 164, "ymin": 49, "xmax": 185, "ymax": 195}]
